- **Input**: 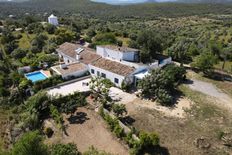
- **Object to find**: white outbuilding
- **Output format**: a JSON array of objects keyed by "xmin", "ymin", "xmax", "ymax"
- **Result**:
[{"xmin": 48, "ymin": 14, "xmax": 58, "ymax": 26}]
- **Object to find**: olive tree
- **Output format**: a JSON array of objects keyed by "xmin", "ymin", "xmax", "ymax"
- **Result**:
[
  {"xmin": 112, "ymin": 104, "xmax": 127, "ymax": 117},
  {"xmin": 191, "ymin": 52, "xmax": 218, "ymax": 75}
]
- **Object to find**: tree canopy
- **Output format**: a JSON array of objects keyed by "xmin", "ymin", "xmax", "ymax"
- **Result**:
[
  {"xmin": 12, "ymin": 131, "xmax": 48, "ymax": 155},
  {"xmin": 138, "ymin": 64, "xmax": 186, "ymax": 105},
  {"xmin": 191, "ymin": 52, "xmax": 218, "ymax": 74},
  {"xmin": 51, "ymin": 143, "xmax": 79, "ymax": 155}
]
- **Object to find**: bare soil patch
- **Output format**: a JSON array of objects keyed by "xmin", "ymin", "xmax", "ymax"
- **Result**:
[
  {"xmin": 124, "ymin": 85, "xmax": 232, "ymax": 155},
  {"xmin": 110, "ymin": 87, "xmax": 192, "ymax": 118},
  {"xmin": 46, "ymin": 107, "xmax": 129, "ymax": 155},
  {"xmin": 127, "ymin": 102, "xmax": 232, "ymax": 155}
]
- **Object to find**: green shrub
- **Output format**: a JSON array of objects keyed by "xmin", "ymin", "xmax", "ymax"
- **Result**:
[
  {"xmin": 156, "ymin": 89, "xmax": 173, "ymax": 105},
  {"xmin": 33, "ymin": 75, "xmax": 63, "ymax": 92},
  {"xmin": 102, "ymin": 78, "xmax": 114, "ymax": 88},
  {"xmin": 121, "ymin": 80, "xmax": 130, "ymax": 92},
  {"xmin": 98, "ymin": 106, "xmax": 105, "ymax": 118},
  {"xmin": 51, "ymin": 143, "xmax": 79, "ymax": 155},
  {"xmin": 139, "ymin": 131, "xmax": 160, "ymax": 148},
  {"xmin": 83, "ymin": 146, "xmax": 111, "ymax": 155},
  {"xmin": 50, "ymin": 104, "xmax": 63, "ymax": 128},
  {"xmin": 12, "ymin": 131, "xmax": 48, "ymax": 155},
  {"xmin": 94, "ymin": 33, "xmax": 117, "ymax": 45},
  {"xmin": 104, "ymin": 114, "xmax": 118, "ymax": 131},
  {"xmin": 100, "ymin": 110, "xmax": 125, "ymax": 139},
  {"xmin": 112, "ymin": 104, "xmax": 127, "ymax": 117},
  {"xmin": 113, "ymin": 124, "xmax": 125, "ymax": 138}
]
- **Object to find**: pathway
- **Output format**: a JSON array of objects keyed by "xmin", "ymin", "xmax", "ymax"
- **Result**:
[{"xmin": 186, "ymin": 78, "xmax": 232, "ymax": 110}]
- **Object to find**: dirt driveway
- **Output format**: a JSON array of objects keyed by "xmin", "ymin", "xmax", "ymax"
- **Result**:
[
  {"xmin": 62, "ymin": 107, "xmax": 129, "ymax": 155},
  {"xmin": 186, "ymin": 79, "xmax": 232, "ymax": 110}
]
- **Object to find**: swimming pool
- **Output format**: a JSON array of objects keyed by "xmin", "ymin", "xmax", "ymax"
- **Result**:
[{"xmin": 25, "ymin": 71, "xmax": 48, "ymax": 83}]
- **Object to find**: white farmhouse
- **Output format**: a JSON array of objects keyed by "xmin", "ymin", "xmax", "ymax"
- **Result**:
[
  {"xmin": 88, "ymin": 58, "xmax": 136, "ymax": 87},
  {"xmin": 96, "ymin": 45, "xmax": 139, "ymax": 62},
  {"xmin": 48, "ymin": 14, "xmax": 59, "ymax": 26},
  {"xmin": 52, "ymin": 42, "xmax": 172, "ymax": 87}
]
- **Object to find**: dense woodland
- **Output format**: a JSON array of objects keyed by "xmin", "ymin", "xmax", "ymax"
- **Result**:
[
  {"xmin": 1, "ymin": 0, "xmax": 232, "ymax": 19},
  {"xmin": 0, "ymin": 0, "xmax": 232, "ymax": 154}
]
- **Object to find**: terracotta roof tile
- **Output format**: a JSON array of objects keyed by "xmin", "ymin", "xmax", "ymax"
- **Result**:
[
  {"xmin": 57, "ymin": 42, "xmax": 101, "ymax": 64},
  {"xmin": 91, "ymin": 58, "xmax": 135, "ymax": 77}
]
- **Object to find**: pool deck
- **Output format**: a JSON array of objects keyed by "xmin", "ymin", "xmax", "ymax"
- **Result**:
[{"xmin": 41, "ymin": 70, "xmax": 51, "ymax": 77}]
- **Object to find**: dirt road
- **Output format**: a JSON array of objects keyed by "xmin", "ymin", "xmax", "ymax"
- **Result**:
[{"xmin": 186, "ymin": 78, "xmax": 232, "ymax": 110}]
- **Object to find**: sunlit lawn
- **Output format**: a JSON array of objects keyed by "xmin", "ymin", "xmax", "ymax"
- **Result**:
[
  {"xmin": 116, "ymin": 37, "xmax": 130, "ymax": 46},
  {"xmin": 214, "ymin": 61, "xmax": 232, "ymax": 74},
  {"xmin": 16, "ymin": 32, "xmax": 55, "ymax": 49},
  {"xmin": 17, "ymin": 32, "xmax": 35, "ymax": 49}
]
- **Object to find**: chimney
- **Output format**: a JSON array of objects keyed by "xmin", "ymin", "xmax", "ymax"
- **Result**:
[
  {"xmin": 60, "ymin": 62, "xmax": 67, "ymax": 69},
  {"xmin": 76, "ymin": 53, "xmax": 80, "ymax": 62},
  {"xmin": 75, "ymin": 48, "xmax": 84, "ymax": 62}
]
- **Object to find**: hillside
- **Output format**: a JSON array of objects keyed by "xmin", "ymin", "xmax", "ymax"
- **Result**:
[
  {"xmin": 1, "ymin": 0, "xmax": 232, "ymax": 19},
  {"xmin": 179, "ymin": 0, "xmax": 232, "ymax": 3}
]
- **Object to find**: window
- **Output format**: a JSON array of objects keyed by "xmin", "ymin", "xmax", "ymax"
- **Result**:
[
  {"xmin": 91, "ymin": 69, "xmax": 95, "ymax": 74},
  {"xmin": 114, "ymin": 78, "xmax": 119, "ymax": 84},
  {"xmin": 101, "ymin": 73, "xmax": 106, "ymax": 78},
  {"xmin": 97, "ymin": 71, "xmax": 100, "ymax": 76}
]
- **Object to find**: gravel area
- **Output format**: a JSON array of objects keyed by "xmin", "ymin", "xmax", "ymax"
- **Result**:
[{"xmin": 187, "ymin": 79, "xmax": 232, "ymax": 109}]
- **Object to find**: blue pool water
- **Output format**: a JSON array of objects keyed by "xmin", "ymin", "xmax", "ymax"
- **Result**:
[{"xmin": 25, "ymin": 71, "xmax": 48, "ymax": 83}]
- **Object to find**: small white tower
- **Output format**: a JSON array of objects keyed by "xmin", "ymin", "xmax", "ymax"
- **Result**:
[
  {"xmin": 75, "ymin": 48, "xmax": 84, "ymax": 62},
  {"xmin": 48, "ymin": 14, "xmax": 58, "ymax": 26}
]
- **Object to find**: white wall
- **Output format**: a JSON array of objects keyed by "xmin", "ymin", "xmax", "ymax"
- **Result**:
[
  {"xmin": 48, "ymin": 17, "xmax": 58, "ymax": 26},
  {"xmin": 97, "ymin": 46, "xmax": 123, "ymax": 61},
  {"xmin": 58, "ymin": 52, "xmax": 76, "ymax": 64},
  {"xmin": 96, "ymin": 46, "xmax": 138, "ymax": 62},
  {"xmin": 88, "ymin": 64, "xmax": 126, "ymax": 87},
  {"xmin": 62, "ymin": 68, "xmax": 88, "ymax": 80},
  {"xmin": 122, "ymin": 51, "xmax": 138, "ymax": 62},
  {"xmin": 149, "ymin": 61, "xmax": 159, "ymax": 69}
]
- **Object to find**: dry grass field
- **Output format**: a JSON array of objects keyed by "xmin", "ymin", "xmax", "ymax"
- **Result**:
[{"xmin": 126, "ymin": 85, "xmax": 232, "ymax": 155}]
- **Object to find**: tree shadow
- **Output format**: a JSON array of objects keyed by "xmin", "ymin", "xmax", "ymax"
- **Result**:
[
  {"xmin": 172, "ymin": 89, "xmax": 184, "ymax": 104},
  {"xmin": 141, "ymin": 145, "xmax": 170, "ymax": 155},
  {"xmin": 161, "ymin": 88, "xmax": 185, "ymax": 108},
  {"xmin": 120, "ymin": 116, "xmax": 135, "ymax": 126},
  {"xmin": 190, "ymin": 68, "xmax": 232, "ymax": 82},
  {"xmin": 183, "ymin": 79, "xmax": 194, "ymax": 85},
  {"xmin": 204, "ymin": 70, "xmax": 232, "ymax": 82},
  {"xmin": 67, "ymin": 112, "xmax": 89, "ymax": 124}
]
